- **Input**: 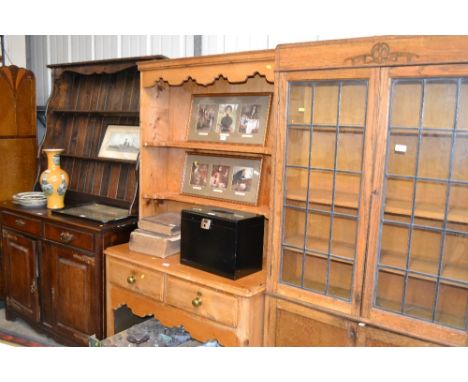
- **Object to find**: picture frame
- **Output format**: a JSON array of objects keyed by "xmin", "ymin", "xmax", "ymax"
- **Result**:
[
  {"xmin": 98, "ymin": 125, "xmax": 140, "ymax": 161},
  {"xmin": 186, "ymin": 93, "xmax": 272, "ymax": 145},
  {"xmin": 181, "ymin": 153, "xmax": 263, "ymax": 205}
]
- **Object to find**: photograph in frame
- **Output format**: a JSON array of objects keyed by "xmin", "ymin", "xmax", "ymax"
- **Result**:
[
  {"xmin": 98, "ymin": 124, "xmax": 140, "ymax": 161},
  {"xmin": 181, "ymin": 153, "xmax": 262, "ymax": 205},
  {"xmin": 187, "ymin": 93, "xmax": 271, "ymax": 145}
]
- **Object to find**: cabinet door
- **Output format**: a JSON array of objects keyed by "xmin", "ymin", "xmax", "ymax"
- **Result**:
[
  {"xmin": 273, "ymin": 69, "xmax": 378, "ymax": 315},
  {"xmin": 2, "ymin": 229, "xmax": 39, "ymax": 322},
  {"xmin": 365, "ymin": 65, "xmax": 468, "ymax": 346},
  {"xmin": 42, "ymin": 243, "xmax": 99, "ymax": 345},
  {"xmin": 265, "ymin": 297, "xmax": 357, "ymax": 346},
  {"xmin": 356, "ymin": 325, "xmax": 439, "ymax": 347}
]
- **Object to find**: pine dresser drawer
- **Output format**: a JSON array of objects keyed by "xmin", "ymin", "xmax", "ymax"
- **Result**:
[
  {"xmin": 166, "ymin": 276, "xmax": 239, "ymax": 328},
  {"xmin": 107, "ymin": 257, "xmax": 164, "ymax": 302},
  {"xmin": 1, "ymin": 212, "xmax": 42, "ymax": 236},
  {"xmin": 44, "ymin": 223, "xmax": 94, "ymax": 252}
]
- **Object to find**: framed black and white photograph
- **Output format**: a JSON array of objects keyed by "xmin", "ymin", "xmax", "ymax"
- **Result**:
[
  {"xmin": 187, "ymin": 93, "xmax": 271, "ymax": 145},
  {"xmin": 181, "ymin": 153, "xmax": 263, "ymax": 205},
  {"xmin": 98, "ymin": 125, "xmax": 140, "ymax": 161}
]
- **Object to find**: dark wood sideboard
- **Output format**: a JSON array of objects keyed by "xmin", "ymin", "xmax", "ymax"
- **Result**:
[{"xmin": 0, "ymin": 55, "xmax": 165, "ymax": 345}]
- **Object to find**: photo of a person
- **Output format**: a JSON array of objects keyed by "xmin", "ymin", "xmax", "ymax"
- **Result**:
[
  {"xmin": 239, "ymin": 104, "xmax": 261, "ymax": 134},
  {"xmin": 216, "ymin": 104, "xmax": 238, "ymax": 133},
  {"xmin": 210, "ymin": 165, "xmax": 230, "ymax": 189},
  {"xmin": 231, "ymin": 166, "xmax": 254, "ymax": 192},
  {"xmin": 196, "ymin": 104, "xmax": 217, "ymax": 131},
  {"xmin": 189, "ymin": 161, "xmax": 209, "ymax": 186}
]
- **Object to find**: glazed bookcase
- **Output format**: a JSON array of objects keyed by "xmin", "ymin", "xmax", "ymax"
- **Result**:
[{"xmin": 266, "ymin": 36, "xmax": 468, "ymax": 347}]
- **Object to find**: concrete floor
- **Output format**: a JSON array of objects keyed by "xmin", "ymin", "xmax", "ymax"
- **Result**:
[{"xmin": 0, "ymin": 301, "xmax": 61, "ymax": 346}]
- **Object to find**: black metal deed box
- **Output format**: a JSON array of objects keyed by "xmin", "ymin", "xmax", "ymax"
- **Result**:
[{"xmin": 180, "ymin": 207, "xmax": 264, "ymax": 280}]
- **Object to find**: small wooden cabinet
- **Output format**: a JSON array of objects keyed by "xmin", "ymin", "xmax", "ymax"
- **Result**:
[
  {"xmin": 106, "ymin": 244, "xmax": 266, "ymax": 346},
  {"xmin": 1, "ymin": 202, "xmax": 135, "ymax": 345},
  {"xmin": 266, "ymin": 36, "xmax": 468, "ymax": 347}
]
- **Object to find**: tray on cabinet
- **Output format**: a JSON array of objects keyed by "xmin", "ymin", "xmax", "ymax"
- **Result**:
[{"xmin": 52, "ymin": 202, "xmax": 132, "ymax": 223}]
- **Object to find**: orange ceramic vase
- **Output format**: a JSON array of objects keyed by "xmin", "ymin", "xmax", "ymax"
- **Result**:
[{"xmin": 40, "ymin": 149, "xmax": 69, "ymax": 209}]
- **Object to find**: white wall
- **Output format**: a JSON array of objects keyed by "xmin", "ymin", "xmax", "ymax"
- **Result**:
[
  {"xmin": 25, "ymin": 33, "xmax": 361, "ymax": 106},
  {"xmin": 3, "ymin": 35, "xmax": 27, "ymax": 67},
  {"xmin": 27, "ymin": 35, "xmax": 195, "ymax": 106}
]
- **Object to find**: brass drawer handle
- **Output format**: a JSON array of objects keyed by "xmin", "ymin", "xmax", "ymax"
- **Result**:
[
  {"xmin": 192, "ymin": 292, "xmax": 203, "ymax": 308},
  {"xmin": 127, "ymin": 275, "xmax": 136, "ymax": 285},
  {"xmin": 15, "ymin": 219, "xmax": 26, "ymax": 226},
  {"xmin": 59, "ymin": 231, "xmax": 74, "ymax": 243}
]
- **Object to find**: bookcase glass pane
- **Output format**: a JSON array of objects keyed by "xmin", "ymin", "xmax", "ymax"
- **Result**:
[
  {"xmin": 331, "ymin": 216, "xmax": 356, "ymax": 260},
  {"xmin": 404, "ymin": 277, "xmax": 436, "ymax": 321},
  {"xmin": 422, "ymin": 81, "xmax": 457, "ymax": 129},
  {"xmin": 387, "ymin": 130, "xmax": 418, "ymax": 176},
  {"xmin": 336, "ymin": 130, "xmax": 364, "ymax": 172},
  {"xmin": 335, "ymin": 173, "xmax": 360, "ymax": 213},
  {"xmin": 306, "ymin": 212, "xmax": 330, "ymax": 254},
  {"xmin": 281, "ymin": 79, "xmax": 368, "ymax": 301},
  {"xmin": 379, "ymin": 223, "xmax": 409, "ymax": 269},
  {"xmin": 375, "ymin": 77, "xmax": 468, "ymax": 330},
  {"xmin": 452, "ymin": 136, "xmax": 468, "ymax": 182},
  {"xmin": 310, "ymin": 129, "xmax": 336, "ymax": 169},
  {"xmin": 283, "ymin": 207, "xmax": 306, "ymax": 249},
  {"xmin": 457, "ymin": 81, "xmax": 468, "ymax": 130},
  {"xmin": 375, "ymin": 271, "xmax": 404, "ymax": 313},
  {"xmin": 328, "ymin": 260, "xmax": 353, "ymax": 300},
  {"xmin": 285, "ymin": 167, "xmax": 308, "ymax": 203},
  {"xmin": 435, "ymin": 283, "xmax": 468, "ymax": 329},
  {"xmin": 313, "ymin": 83, "xmax": 339, "ymax": 125},
  {"xmin": 303, "ymin": 255, "xmax": 327, "ymax": 293},
  {"xmin": 418, "ymin": 134, "xmax": 451, "ymax": 179},
  {"xmin": 308, "ymin": 170, "xmax": 333, "ymax": 206},
  {"xmin": 281, "ymin": 249, "xmax": 303, "ymax": 287},
  {"xmin": 286, "ymin": 128, "xmax": 310, "ymax": 167},
  {"xmin": 442, "ymin": 234, "xmax": 468, "ymax": 283},
  {"xmin": 390, "ymin": 82, "xmax": 422, "ymax": 128},
  {"xmin": 340, "ymin": 82, "xmax": 367, "ymax": 127},
  {"xmin": 288, "ymin": 84, "xmax": 313, "ymax": 125}
]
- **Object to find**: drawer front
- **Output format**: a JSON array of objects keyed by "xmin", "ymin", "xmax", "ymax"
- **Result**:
[
  {"xmin": 107, "ymin": 258, "xmax": 164, "ymax": 302},
  {"xmin": 166, "ymin": 276, "xmax": 238, "ymax": 328},
  {"xmin": 44, "ymin": 223, "xmax": 94, "ymax": 252},
  {"xmin": 2, "ymin": 212, "xmax": 41, "ymax": 236}
]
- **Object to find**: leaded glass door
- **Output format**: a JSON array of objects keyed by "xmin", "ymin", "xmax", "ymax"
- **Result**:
[
  {"xmin": 366, "ymin": 66, "xmax": 468, "ymax": 344},
  {"xmin": 277, "ymin": 69, "xmax": 377, "ymax": 315}
]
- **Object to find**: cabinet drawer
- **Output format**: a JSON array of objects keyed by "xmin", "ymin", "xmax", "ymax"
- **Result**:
[
  {"xmin": 2, "ymin": 212, "xmax": 41, "ymax": 236},
  {"xmin": 166, "ymin": 277, "xmax": 238, "ymax": 328},
  {"xmin": 44, "ymin": 223, "xmax": 94, "ymax": 252},
  {"xmin": 108, "ymin": 258, "xmax": 164, "ymax": 302}
]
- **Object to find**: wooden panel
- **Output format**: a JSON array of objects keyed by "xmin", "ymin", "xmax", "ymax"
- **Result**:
[
  {"xmin": 139, "ymin": 49, "xmax": 275, "ymax": 86},
  {"xmin": 357, "ymin": 325, "xmax": 440, "ymax": 347},
  {"xmin": 48, "ymin": 243, "xmax": 98, "ymax": 345},
  {"xmin": 2, "ymin": 211, "xmax": 42, "ymax": 236},
  {"xmin": 0, "ymin": 66, "xmax": 36, "ymax": 137},
  {"xmin": 271, "ymin": 298, "xmax": 355, "ymax": 346},
  {"xmin": 0, "ymin": 139, "xmax": 37, "ymax": 201},
  {"xmin": 44, "ymin": 223, "xmax": 94, "ymax": 252},
  {"xmin": 277, "ymin": 36, "xmax": 468, "ymax": 71},
  {"xmin": 166, "ymin": 276, "xmax": 239, "ymax": 328},
  {"xmin": 2, "ymin": 229, "xmax": 39, "ymax": 322},
  {"xmin": 107, "ymin": 257, "xmax": 164, "ymax": 302}
]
